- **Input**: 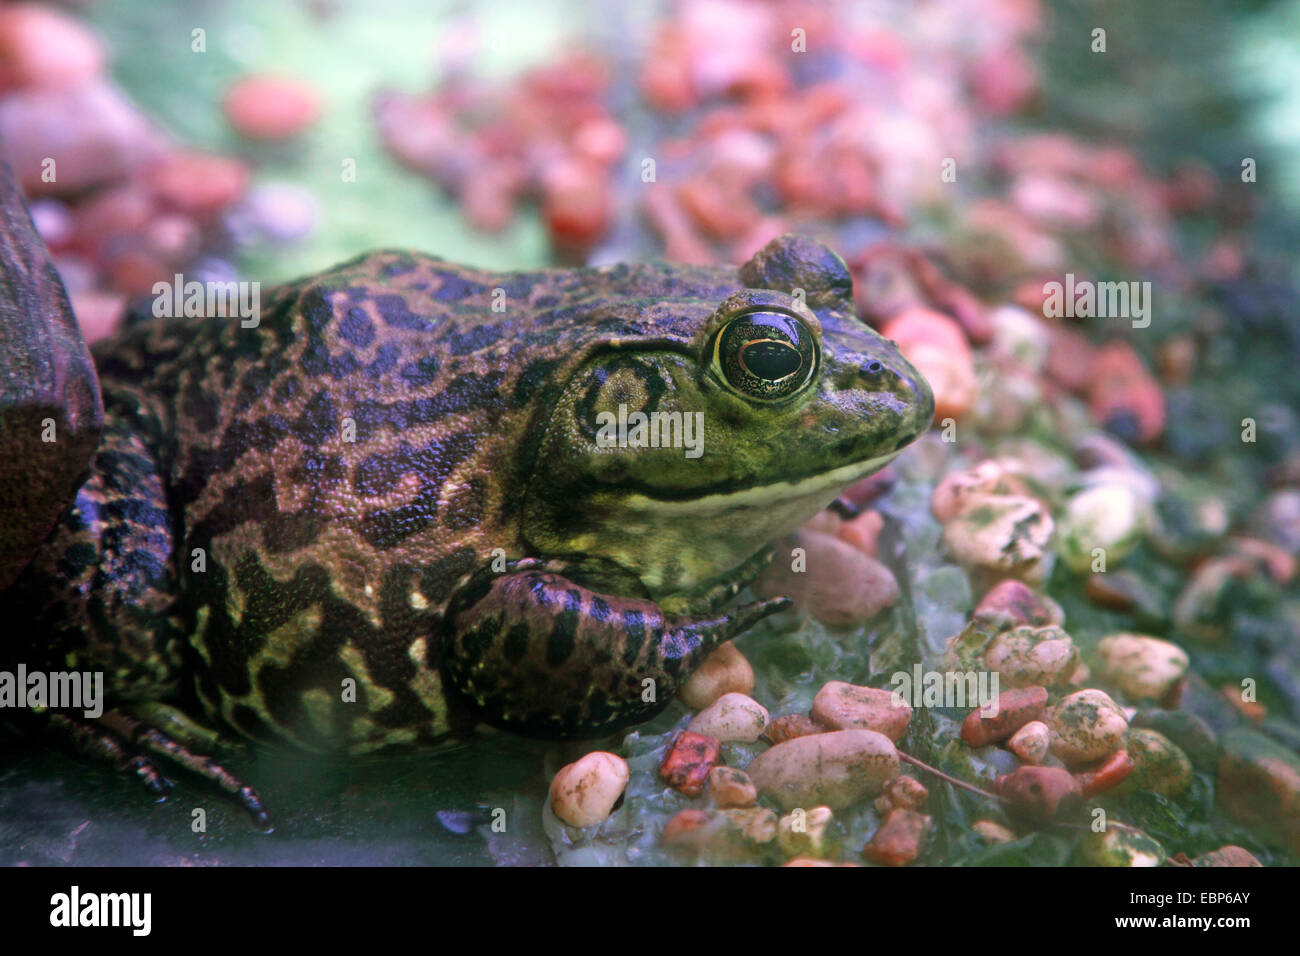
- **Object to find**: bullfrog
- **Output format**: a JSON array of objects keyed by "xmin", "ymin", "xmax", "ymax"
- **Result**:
[{"xmin": 0, "ymin": 171, "xmax": 933, "ymax": 826}]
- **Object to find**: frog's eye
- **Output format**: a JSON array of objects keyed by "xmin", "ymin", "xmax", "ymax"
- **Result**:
[{"xmin": 711, "ymin": 309, "xmax": 818, "ymax": 402}]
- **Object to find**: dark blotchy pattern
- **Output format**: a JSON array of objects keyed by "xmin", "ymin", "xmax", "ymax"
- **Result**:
[{"xmin": 58, "ymin": 250, "xmax": 745, "ymax": 749}]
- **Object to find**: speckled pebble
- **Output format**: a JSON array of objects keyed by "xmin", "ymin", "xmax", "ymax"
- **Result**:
[
  {"xmin": 688, "ymin": 692, "xmax": 769, "ymax": 742},
  {"xmin": 708, "ymin": 766, "xmax": 757, "ymax": 808},
  {"xmin": 678, "ymin": 641, "xmax": 754, "ymax": 709},
  {"xmin": 1048, "ymin": 689, "xmax": 1129, "ymax": 766},
  {"xmin": 747, "ymin": 729, "xmax": 899, "ymax": 811},
  {"xmin": 1096, "ymin": 633, "xmax": 1189, "ymax": 701},
  {"xmin": 1007, "ymin": 719, "xmax": 1050, "ymax": 764},
  {"xmin": 811, "ymin": 681, "xmax": 912, "ymax": 741},
  {"xmin": 549, "ymin": 751, "xmax": 629, "ymax": 828}
]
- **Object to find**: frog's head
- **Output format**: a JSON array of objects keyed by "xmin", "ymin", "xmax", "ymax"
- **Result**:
[{"xmin": 522, "ymin": 235, "xmax": 934, "ymax": 597}]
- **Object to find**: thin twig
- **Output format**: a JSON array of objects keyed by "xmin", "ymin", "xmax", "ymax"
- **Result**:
[{"xmin": 897, "ymin": 750, "xmax": 1000, "ymax": 802}]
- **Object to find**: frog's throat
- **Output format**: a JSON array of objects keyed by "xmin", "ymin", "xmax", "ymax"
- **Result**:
[{"xmin": 620, "ymin": 450, "xmax": 902, "ymax": 515}]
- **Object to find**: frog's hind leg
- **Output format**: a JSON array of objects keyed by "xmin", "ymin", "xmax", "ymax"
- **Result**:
[
  {"xmin": 0, "ymin": 410, "xmax": 188, "ymax": 699},
  {"xmin": 41, "ymin": 709, "xmax": 271, "ymax": 829},
  {"xmin": 2, "ymin": 411, "xmax": 272, "ymax": 826},
  {"xmin": 96, "ymin": 709, "xmax": 271, "ymax": 830}
]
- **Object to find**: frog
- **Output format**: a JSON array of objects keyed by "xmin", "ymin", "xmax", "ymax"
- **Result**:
[{"xmin": 0, "ymin": 166, "xmax": 933, "ymax": 827}]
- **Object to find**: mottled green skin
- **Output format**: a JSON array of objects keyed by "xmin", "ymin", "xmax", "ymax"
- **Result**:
[{"xmin": 3, "ymin": 235, "xmax": 933, "ymax": 753}]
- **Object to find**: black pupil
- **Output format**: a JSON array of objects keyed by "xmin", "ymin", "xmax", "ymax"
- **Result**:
[{"xmin": 740, "ymin": 340, "xmax": 802, "ymax": 380}]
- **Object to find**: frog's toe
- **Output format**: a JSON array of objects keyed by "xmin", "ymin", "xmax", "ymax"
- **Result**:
[
  {"xmin": 124, "ymin": 754, "xmax": 173, "ymax": 798},
  {"xmin": 661, "ymin": 546, "xmax": 780, "ymax": 616},
  {"xmin": 47, "ymin": 712, "xmax": 171, "ymax": 799}
]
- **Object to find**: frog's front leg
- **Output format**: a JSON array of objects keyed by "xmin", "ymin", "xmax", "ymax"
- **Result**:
[{"xmin": 443, "ymin": 567, "xmax": 790, "ymax": 738}]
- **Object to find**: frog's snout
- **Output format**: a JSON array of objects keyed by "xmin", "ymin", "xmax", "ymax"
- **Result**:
[
  {"xmin": 898, "ymin": 359, "xmax": 936, "ymax": 439},
  {"xmin": 853, "ymin": 352, "xmax": 935, "ymax": 444}
]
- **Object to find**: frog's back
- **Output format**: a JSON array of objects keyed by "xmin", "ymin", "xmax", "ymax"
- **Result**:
[{"xmin": 93, "ymin": 249, "xmax": 740, "ymax": 570}]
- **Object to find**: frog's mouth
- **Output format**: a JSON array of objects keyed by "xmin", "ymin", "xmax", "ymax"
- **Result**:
[{"xmin": 620, "ymin": 449, "xmax": 903, "ymax": 515}]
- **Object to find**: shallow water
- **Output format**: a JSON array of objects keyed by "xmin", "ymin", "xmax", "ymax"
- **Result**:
[{"xmin": 1, "ymin": 732, "xmax": 556, "ymax": 866}]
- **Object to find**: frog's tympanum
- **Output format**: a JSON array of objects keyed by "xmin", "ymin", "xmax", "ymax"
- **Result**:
[{"xmin": 0, "ymin": 169, "xmax": 932, "ymax": 824}]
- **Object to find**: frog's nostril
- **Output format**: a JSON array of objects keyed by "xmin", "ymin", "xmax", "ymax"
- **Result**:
[{"xmin": 863, "ymin": 360, "xmax": 883, "ymax": 375}]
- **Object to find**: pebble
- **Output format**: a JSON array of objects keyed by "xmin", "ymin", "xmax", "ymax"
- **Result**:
[
  {"xmin": 106, "ymin": 247, "xmax": 169, "ymax": 296},
  {"xmin": 708, "ymin": 766, "xmax": 757, "ymax": 808},
  {"xmin": 1088, "ymin": 342, "xmax": 1165, "ymax": 445},
  {"xmin": 224, "ymin": 74, "xmax": 321, "ymax": 141},
  {"xmin": 29, "ymin": 198, "xmax": 74, "ymax": 248},
  {"xmin": 930, "ymin": 460, "xmax": 1030, "ymax": 524},
  {"xmin": 941, "ymin": 494, "xmax": 1054, "ymax": 586},
  {"xmin": 873, "ymin": 775, "xmax": 929, "ymax": 813},
  {"xmin": 801, "ymin": 510, "xmax": 843, "ymax": 536},
  {"xmin": 811, "ymin": 681, "xmax": 912, "ymax": 742},
  {"xmin": 1096, "ymin": 634, "xmax": 1189, "ymax": 702},
  {"xmin": 880, "ymin": 307, "xmax": 976, "ymax": 422},
  {"xmin": 764, "ymin": 713, "xmax": 823, "ymax": 744},
  {"xmin": 1073, "ymin": 747, "xmax": 1134, "ymax": 797},
  {"xmin": 1058, "ymin": 482, "xmax": 1149, "ymax": 573},
  {"xmin": 881, "ymin": 304, "xmax": 971, "ymax": 355},
  {"xmin": 145, "ymin": 213, "xmax": 200, "ymax": 263},
  {"xmin": 0, "ymin": 4, "xmax": 104, "ymax": 90},
  {"xmin": 747, "ymin": 729, "xmax": 899, "ymax": 811},
  {"xmin": 1007, "ymin": 720, "xmax": 1050, "ymax": 764},
  {"xmin": 1047, "ymin": 689, "xmax": 1129, "ymax": 766},
  {"xmin": 972, "ymin": 819, "xmax": 1016, "ymax": 844},
  {"xmin": 1123, "ymin": 728, "xmax": 1192, "ymax": 796},
  {"xmin": 1045, "ymin": 324, "xmax": 1099, "ymax": 393},
  {"xmin": 982, "ymin": 625, "xmax": 1079, "ymax": 689},
  {"xmin": 1189, "ymin": 846, "xmax": 1263, "ymax": 867},
  {"xmin": 971, "ymin": 366, "xmax": 1041, "ymax": 434},
  {"xmin": 688, "ymin": 692, "xmax": 769, "ymax": 743},
  {"xmin": 973, "ymin": 579, "xmax": 1063, "ymax": 629},
  {"xmin": 678, "ymin": 641, "xmax": 753, "ymax": 709},
  {"xmin": 549, "ymin": 751, "xmax": 629, "ymax": 828},
  {"xmin": 1218, "ymin": 728, "xmax": 1300, "ymax": 853},
  {"xmin": 996, "ymin": 766, "xmax": 1080, "ymax": 824},
  {"xmin": 723, "ymin": 807, "xmax": 779, "ymax": 845},
  {"xmin": 754, "ymin": 529, "xmax": 899, "ymax": 627},
  {"xmin": 960, "ymin": 686, "xmax": 1048, "ymax": 747},
  {"xmin": 777, "ymin": 806, "xmax": 835, "ymax": 858},
  {"xmin": 659, "ymin": 730, "xmax": 721, "ymax": 796},
  {"xmin": 148, "ymin": 151, "xmax": 250, "ymax": 217},
  {"xmin": 677, "ymin": 174, "xmax": 759, "ymax": 240},
  {"xmin": 840, "ymin": 469, "xmax": 897, "ymax": 511},
  {"xmin": 862, "ymin": 808, "xmax": 931, "ymax": 866},
  {"xmin": 70, "ymin": 291, "xmax": 126, "ymax": 345},
  {"xmin": 836, "ymin": 509, "xmax": 884, "ymax": 556},
  {"xmin": 542, "ymin": 158, "xmax": 612, "ymax": 258},
  {"xmin": 235, "ymin": 183, "xmax": 320, "ymax": 244},
  {"xmin": 1077, "ymin": 827, "xmax": 1165, "ymax": 867},
  {"xmin": 0, "ymin": 80, "xmax": 167, "ymax": 195},
  {"xmin": 989, "ymin": 303, "xmax": 1052, "ymax": 371},
  {"xmin": 1220, "ymin": 682, "xmax": 1267, "ymax": 723}
]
